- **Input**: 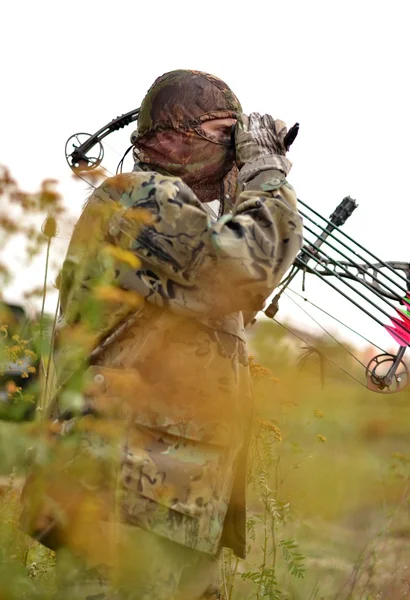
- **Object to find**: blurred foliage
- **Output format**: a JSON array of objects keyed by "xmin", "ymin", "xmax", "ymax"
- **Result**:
[{"xmin": 1, "ymin": 165, "xmax": 410, "ymax": 599}]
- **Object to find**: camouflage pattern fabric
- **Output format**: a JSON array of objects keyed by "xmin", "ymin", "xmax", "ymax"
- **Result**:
[
  {"xmin": 55, "ymin": 524, "xmax": 221, "ymax": 600},
  {"xmin": 47, "ymin": 164, "xmax": 302, "ymax": 560},
  {"xmin": 131, "ymin": 70, "xmax": 242, "ymax": 210},
  {"xmin": 135, "ymin": 70, "xmax": 241, "ymax": 137}
]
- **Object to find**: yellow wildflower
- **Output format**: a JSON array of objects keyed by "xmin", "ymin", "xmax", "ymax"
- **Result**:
[
  {"xmin": 248, "ymin": 355, "xmax": 276, "ymax": 381},
  {"xmin": 0, "ymin": 214, "xmax": 19, "ymax": 233},
  {"xmin": 6, "ymin": 381, "xmax": 21, "ymax": 395},
  {"xmin": 126, "ymin": 208, "xmax": 154, "ymax": 226},
  {"xmin": 317, "ymin": 435, "xmax": 327, "ymax": 443},
  {"xmin": 102, "ymin": 244, "xmax": 141, "ymax": 269},
  {"xmin": 257, "ymin": 419, "xmax": 282, "ymax": 442},
  {"xmin": 94, "ymin": 285, "xmax": 143, "ymax": 308},
  {"xmin": 72, "ymin": 166, "xmax": 107, "ymax": 186},
  {"xmin": 58, "ymin": 324, "xmax": 96, "ymax": 353},
  {"xmin": 39, "ymin": 179, "xmax": 62, "ymax": 209}
]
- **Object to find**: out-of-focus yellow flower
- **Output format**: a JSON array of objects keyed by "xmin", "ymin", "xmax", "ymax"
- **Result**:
[
  {"xmin": 0, "ymin": 261, "xmax": 9, "ymax": 277},
  {"xmin": 126, "ymin": 208, "xmax": 154, "ymax": 226},
  {"xmin": 72, "ymin": 167, "xmax": 107, "ymax": 187},
  {"xmin": 0, "ymin": 214, "xmax": 19, "ymax": 233},
  {"xmin": 41, "ymin": 215, "xmax": 58, "ymax": 238},
  {"xmin": 317, "ymin": 435, "xmax": 327, "ymax": 443},
  {"xmin": 65, "ymin": 492, "xmax": 116, "ymax": 566},
  {"xmin": 103, "ymin": 244, "xmax": 141, "ymax": 269},
  {"xmin": 6, "ymin": 381, "xmax": 21, "ymax": 395},
  {"xmin": 248, "ymin": 355, "xmax": 276, "ymax": 381},
  {"xmin": 59, "ymin": 324, "xmax": 97, "ymax": 353},
  {"xmin": 94, "ymin": 285, "xmax": 143, "ymax": 308},
  {"xmin": 257, "ymin": 419, "xmax": 282, "ymax": 442},
  {"xmin": 39, "ymin": 179, "xmax": 62, "ymax": 209}
]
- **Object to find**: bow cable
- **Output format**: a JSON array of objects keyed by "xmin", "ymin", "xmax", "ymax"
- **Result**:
[
  {"xmin": 271, "ymin": 317, "xmax": 367, "ymax": 388},
  {"xmin": 296, "ymin": 246, "xmax": 410, "ymax": 346},
  {"xmin": 285, "ymin": 287, "xmax": 386, "ymax": 353}
]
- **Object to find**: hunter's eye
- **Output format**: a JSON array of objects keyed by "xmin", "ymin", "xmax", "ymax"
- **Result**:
[
  {"xmin": 201, "ymin": 119, "xmax": 237, "ymax": 140},
  {"xmin": 216, "ymin": 127, "xmax": 232, "ymax": 142}
]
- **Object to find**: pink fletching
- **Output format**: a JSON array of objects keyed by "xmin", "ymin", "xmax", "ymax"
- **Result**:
[
  {"xmin": 385, "ymin": 324, "xmax": 410, "ymax": 346},
  {"xmin": 396, "ymin": 307, "xmax": 410, "ymax": 326},
  {"xmin": 390, "ymin": 315, "xmax": 410, "ymax": 331}
]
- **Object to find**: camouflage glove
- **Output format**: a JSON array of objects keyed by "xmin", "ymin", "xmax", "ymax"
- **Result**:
[{"xmin": 235, "ymin": 113, "xmax": 293, "ymax": 184}]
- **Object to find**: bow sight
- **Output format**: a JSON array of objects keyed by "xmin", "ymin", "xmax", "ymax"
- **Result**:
[{"xmin": 66, "ymin": 111, "xmax": 410, "ymax": 394}]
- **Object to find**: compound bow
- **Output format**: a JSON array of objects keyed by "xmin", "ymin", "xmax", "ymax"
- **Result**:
[{"xmin": 65, "ymin": 110, "xmax": 410, "ymax": 395}]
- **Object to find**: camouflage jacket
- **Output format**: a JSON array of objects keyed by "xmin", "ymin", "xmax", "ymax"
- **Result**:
[{"xmin": 53, "ymin": 166, "xmax": 302, "ymax": 557}]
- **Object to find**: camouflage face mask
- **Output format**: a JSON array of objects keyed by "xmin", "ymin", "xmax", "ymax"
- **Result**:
[
  {"xmin": 135, "ymin": 128, "xmax": 235, "ymax": 187},
  {"xmin": 131, "ymin": 70, "xmax": 242, "ymax": 210}
]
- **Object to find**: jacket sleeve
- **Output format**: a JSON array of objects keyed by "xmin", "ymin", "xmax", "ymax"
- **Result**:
[{"xmin": 91, "ymin": 168, "xmax": 303, "ymax": 317}]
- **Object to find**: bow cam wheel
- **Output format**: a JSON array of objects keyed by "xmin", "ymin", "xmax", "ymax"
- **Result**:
[
  {"xmin": 65, "ymin": 133, "xmax": 104, "ymax": 171},
  {"xmin": 366, "ymin": 353, "xmax": 408, "ymax": 393}
]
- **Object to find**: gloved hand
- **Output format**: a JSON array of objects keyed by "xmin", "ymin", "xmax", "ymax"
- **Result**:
[
  {"xmin": 235, "ymin": 113, "xmax": 298, "ymax": 183},
  {"xmin": 235, "ymin": 112, "xmax": 289, "ymax": 168}
]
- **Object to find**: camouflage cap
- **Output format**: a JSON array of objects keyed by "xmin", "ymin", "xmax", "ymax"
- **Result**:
[{"xmin": 136, "ymin": 69, "xmax": 242, "ymax": 139}]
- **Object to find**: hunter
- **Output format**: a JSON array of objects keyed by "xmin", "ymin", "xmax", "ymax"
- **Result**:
[{"xmin": 21, "ymin": 69, "xmax": 302, "ymax": 599}]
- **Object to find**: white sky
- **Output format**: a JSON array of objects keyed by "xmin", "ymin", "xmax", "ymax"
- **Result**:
[{"xmin": 1, "ymin": 0, "xmax": 409, "ymax": 354}]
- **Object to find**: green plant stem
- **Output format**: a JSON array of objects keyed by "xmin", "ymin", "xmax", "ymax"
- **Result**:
[
  {"xmin": 271, "ymin": 515, "xmax": 277, "ymax": 574},
  {"xmin": 221, "ymin": 551, "xmax": 230, "ymax": 600},
  {"xmin": 39, "ymin": 293, "xmax": 60, "ymax": 419},
  {"xmin": 228, "ymin": 557, "xmax": 239, "ymax": 600},
  {"xmin": 272, "ymin": 454, "xmax": 280, "ymax": 573},
  {"xmin": 256, "ymin": 505, "xmax": 268, "ymax": 600},
  {"xmin": 39, "ymin": 237, "xmax": 51, "ymax": 350}
]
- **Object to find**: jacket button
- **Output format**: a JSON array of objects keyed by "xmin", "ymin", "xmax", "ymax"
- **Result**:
[{"xmin": 93, "ymin": 373, "xmax": 105, "ymax": 385}]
